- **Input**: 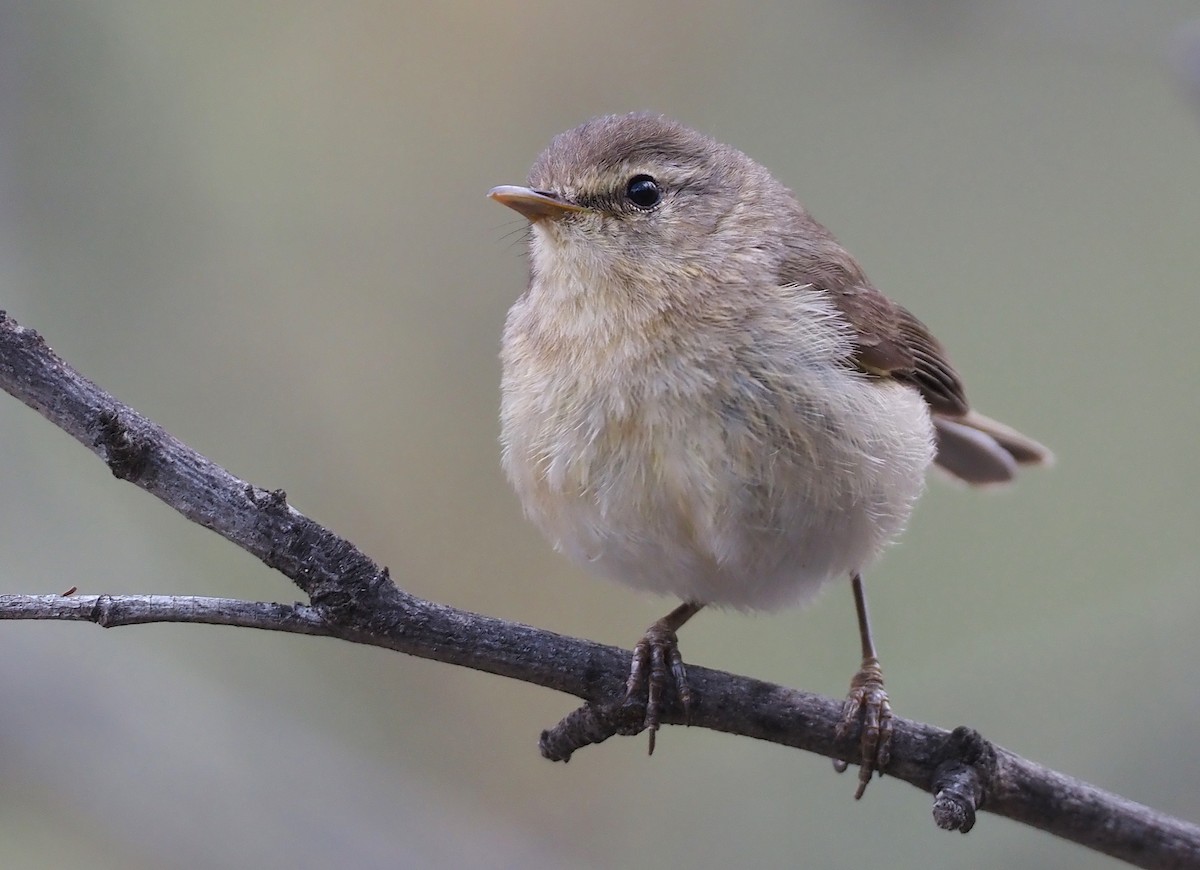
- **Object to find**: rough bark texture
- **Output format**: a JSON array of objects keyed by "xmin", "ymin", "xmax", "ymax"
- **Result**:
[{"xmin": 2, "ymin": 310, "xmax": 1198, "ymax": 869}]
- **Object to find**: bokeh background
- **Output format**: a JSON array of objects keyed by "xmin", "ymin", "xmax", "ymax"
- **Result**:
[{"xmin": 2, "ymin": 3, "xmax": 1199, "ymax": 868}]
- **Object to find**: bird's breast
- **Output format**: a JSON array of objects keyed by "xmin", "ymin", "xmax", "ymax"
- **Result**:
[{"xmin": 499, "ymin": 283, "xmax": 935, "ymax": 609}]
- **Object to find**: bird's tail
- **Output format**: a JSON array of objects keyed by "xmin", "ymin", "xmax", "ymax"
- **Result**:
[{"xmin": 933, "ymin": 410, "xmax": 1053, "ymax": 485}]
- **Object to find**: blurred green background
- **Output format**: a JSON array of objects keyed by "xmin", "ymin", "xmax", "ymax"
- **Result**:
[{"xmin": 2, "ymin": 2, "xmax": 1199, "ymax": 868}]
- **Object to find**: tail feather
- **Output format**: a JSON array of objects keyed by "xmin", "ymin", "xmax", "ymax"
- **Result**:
[{"xmin": 933, "ymin": 410, "xmax": 1053, "ymax": 486}]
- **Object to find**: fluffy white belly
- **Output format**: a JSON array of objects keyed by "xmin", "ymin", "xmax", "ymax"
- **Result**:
[{"xmin": 501, "ymin": 288, "xmax": 936, "ymax": 611}]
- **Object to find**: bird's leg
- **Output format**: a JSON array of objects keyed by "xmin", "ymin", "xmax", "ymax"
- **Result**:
[
  {"xmin": 624, "ymin": 601, "xmax": 705, "ymax": 755},
  {"xmin": 834, "ymin": 573, "xmax": 893, "ymax": 799}
]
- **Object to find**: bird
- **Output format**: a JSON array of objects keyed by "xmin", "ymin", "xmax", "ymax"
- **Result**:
[{"xmin": 488, "ymin": 112, "xmax": 1051, "ymax": 797}]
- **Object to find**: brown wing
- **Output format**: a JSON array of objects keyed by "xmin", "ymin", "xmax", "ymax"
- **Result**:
[
  {"xmin": 825, "ymin": 284, "xmax": 969, "ymax": 416},
  {"xmin": 776, "ymin": 241, "xmax": 1050, "ymax": 483}
]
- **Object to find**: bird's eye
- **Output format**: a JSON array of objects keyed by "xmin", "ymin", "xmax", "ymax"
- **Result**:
[{"xmin": 625, "ymin": 175, "xmax": 662, "ymax": 209}]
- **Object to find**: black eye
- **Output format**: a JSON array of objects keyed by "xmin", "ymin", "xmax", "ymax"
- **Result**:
[{"xmin": 625, "ymin": 175, "xmax": 662, "ymax": 209}]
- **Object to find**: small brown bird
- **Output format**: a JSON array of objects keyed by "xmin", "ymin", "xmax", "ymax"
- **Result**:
[{"xmin": 490, "ymin": 113, "xmax": 1050, "ymax": 796}]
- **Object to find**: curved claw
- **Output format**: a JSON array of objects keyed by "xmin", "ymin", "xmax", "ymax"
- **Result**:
[
  {"xmin": 625, "ymin": 623, "xmax": 691, "ymax": 755},
  {"xmin": 834, "ymin": 656, "xmax": 893, "ymax": 799}
]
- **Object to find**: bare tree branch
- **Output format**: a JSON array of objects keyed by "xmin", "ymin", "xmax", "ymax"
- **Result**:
[{"xmin": 1, "ymin": 309, "xmax": 1198, "ymax": 869}]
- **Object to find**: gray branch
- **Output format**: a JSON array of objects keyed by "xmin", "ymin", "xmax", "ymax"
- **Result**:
[{"xmin": 1, "ymin": 310, "xmax": 1197, "ymax": 870}]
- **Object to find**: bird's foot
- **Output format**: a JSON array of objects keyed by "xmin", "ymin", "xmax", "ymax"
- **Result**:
[
  {"xmin": 623, "ymin": 620, "xmax": 692, "ymax": 755},
  {"xmin": 833, "ymin": 655, "xmax": 893, "ymax": 799}
]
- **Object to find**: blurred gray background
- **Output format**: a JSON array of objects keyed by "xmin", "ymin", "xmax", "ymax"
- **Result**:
[{"xmin": 2, "ymin": 2, "xmax": 1198, "ymax": 868}]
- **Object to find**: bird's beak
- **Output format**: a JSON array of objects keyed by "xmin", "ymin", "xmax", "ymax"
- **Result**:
[{"xmin": 488, "ymin": 185, "xmax": 587, "ymax": 221}]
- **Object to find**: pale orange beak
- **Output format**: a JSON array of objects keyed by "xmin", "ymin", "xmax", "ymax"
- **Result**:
[{"xmin": 488, "ymin": 185, "xmax": 587, "ymax": 221}]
